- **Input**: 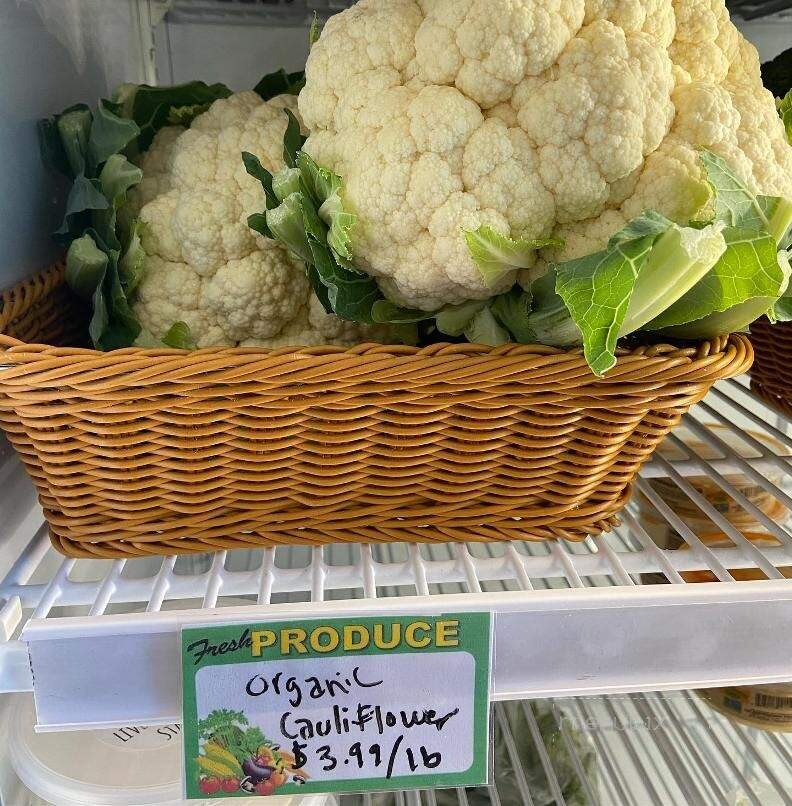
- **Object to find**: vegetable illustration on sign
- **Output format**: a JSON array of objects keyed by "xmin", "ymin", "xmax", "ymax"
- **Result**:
[
  {"xmin": 196, "ymin": 708, "xmax": 310, "ymax": 796},
  {"xmin": 182, "ymin": 615, "xmax": 491, "ymax": 799}
]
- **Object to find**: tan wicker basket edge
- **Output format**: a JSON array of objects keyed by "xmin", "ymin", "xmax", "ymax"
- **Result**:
[{"xmin": 0, "ymin": 263, "xmax": 754, "ymax": 559}]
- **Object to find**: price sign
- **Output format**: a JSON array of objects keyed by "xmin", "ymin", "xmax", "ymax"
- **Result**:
[{"xmin": 181, "ymin": 613, "xmax": 491, "ymax": 798}]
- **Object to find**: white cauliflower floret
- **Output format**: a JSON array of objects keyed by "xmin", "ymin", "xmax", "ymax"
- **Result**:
[
  {"xmin": 201, "ymin": 248, "xmax": 310, "ymax": 342},
  {"xmin": 135, "ymin": 257, "xmax": 234, "ymax": 348},
  {"xmin": 299, "ymin": 0, "xmax": 792, "ymax": 310},
  {"xmin": 170, "ymin": 188, "xmax": 254, "ymax": 276},
  {"xmin": 126, "ymin": 126, "xmax": 185, "ymax": 216},
  {"xmin": 131, "ymin": 92, "xmax": 373, "ymax": 348}
]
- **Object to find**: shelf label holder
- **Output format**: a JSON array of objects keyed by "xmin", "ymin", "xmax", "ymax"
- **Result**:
[{"xmin": 180, "ymin": 612, "xmax": 492, "ymax": 799}]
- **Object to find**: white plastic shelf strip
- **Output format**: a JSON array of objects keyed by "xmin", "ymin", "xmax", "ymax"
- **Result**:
[{"xmin": 0, "ymin": 379, "xmax": 791, "ymax": 729}]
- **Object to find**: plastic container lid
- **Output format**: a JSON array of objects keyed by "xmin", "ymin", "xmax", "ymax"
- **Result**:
[{"xmin": 8, "ymin": 696, "xmax": 325, "ymax": 806}]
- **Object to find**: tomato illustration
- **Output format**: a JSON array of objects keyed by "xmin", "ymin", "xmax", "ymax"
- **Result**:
[
  {"xmin": 270, "ymin": 770, "xmax": 287, "ymax": 788},
  {"xmin": 221, "ymin": 777, "xmax": 240, "ymax": 792},
  {"xmin": 199, "ymin": 777, "xmax": 222, "ymax": 794},
  {"xmin": 255, "ymin": 779, "xmax": 277, "ymax": 796}
]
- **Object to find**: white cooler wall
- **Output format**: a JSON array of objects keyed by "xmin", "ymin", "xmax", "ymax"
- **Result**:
[
  {"xmin": 0, "ymin": 0, "xmax": 151, "ymax": 290},
  {"xmin": 155, "ymin": 21, "xmax": 311, "ymax": 88},
  {"xmin": 737, "ymin": 17, "xmax": 792, "ymax": 61}
]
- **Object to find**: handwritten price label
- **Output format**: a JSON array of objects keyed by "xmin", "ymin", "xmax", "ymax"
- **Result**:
[{"xmin": 181, "ymin": 614, "xmax": 491, "ymax": 798}]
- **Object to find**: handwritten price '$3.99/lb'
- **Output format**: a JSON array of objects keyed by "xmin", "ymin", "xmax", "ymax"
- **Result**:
[{"xmin": 290, "ymin": 736, "xmax": 442, "ymax": 780}]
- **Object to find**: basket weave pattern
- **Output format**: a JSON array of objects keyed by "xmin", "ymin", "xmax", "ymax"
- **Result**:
[
  {"xmin": 750, "ymin": 317, "xmax": 792, "ymax": 416},
  {"xmin": 0, "ymin": 264, "xmax": 752, "ymax": 558}
]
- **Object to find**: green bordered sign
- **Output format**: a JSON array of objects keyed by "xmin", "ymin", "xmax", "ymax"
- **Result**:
[{"xmin": 181, "ymin": 613, "xmax": 492, "ymax": 799}]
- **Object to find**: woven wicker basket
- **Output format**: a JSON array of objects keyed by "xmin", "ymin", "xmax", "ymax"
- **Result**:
[
  {"xmin": 0, "ymin": 263, "xmax": 752, "ymax": 559},
  {"xmin": 750, "ymin": 317, "xmax": 792, "ymax": 416}
]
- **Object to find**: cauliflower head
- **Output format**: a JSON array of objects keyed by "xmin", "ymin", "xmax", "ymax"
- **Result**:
[
  {"xmin": 128, "ymin": 91, "xmax": 373, "ymax": 347},
  {"xmin": 299, "ymin": 0, "xmax": 792, "ymax": 310}
]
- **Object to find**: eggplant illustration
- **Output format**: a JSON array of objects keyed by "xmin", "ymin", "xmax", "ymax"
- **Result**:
[{"xmin": 242, "ymin": 757, "xmax": 275, "ymax": 783}]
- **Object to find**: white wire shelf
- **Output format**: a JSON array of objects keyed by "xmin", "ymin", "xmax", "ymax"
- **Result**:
[
  {"xmin": 340, "ymin": 692, "xmax": 792, "ymax": 806},
  {"xmin": 0, "ymin": 379, "xmax": 791, "ymax": 730}
]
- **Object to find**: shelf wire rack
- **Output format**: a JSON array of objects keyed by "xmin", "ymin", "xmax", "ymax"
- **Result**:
[
  {"xmin": 0, "ymin": 379, "xmax": 791, "ymax": 732},
  {"xmin": 341, "ymin": 506, "xmax": 792, "ymax": 806}
]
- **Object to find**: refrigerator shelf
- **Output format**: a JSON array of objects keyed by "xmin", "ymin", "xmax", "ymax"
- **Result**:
[
  {"xmin": 0, "ymin": 379, "xmax": 791, "ymax": 730},
  {"xmin": 350, "ymin": 691, "xmax": 792, "ymax": 806}
]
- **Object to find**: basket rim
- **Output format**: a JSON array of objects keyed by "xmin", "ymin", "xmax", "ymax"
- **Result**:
[
  {"xmin": 0, "ymin": 331, "xmax": 750, "ymax": 360},
  {"xmin": 0, "ymin": 262, "xmax": 752, "ymax": 381},
  {"xmin": 0, "ymin": 334, "xmax": 753, "ymax": 395}
]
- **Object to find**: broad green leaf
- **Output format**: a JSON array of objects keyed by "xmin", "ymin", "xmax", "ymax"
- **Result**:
[
  {"xmin": 647, "ymin": 228, "xmax": 783, "ymax": 329},
  {"xmin": 465, "ymin": 225, "xmax": 562, "ymax": 289},
  {"xmin": 621, "ymin": 222, "xmax": 727, "ymax": 333},
  {"xmin": 55, "ymin": 105, "xmax": 92, "ymax": 177},
  {"xmin": 779, "ymin": 90, "xmax": 792, "ymax": 143},
  {"xmin": 88, "ymin": 100, "xmax": 140, "ymax": 169},
  {"xmin": 91, "ymin": 204, "xmax": 121, "ymax": 254},
  {"xmin": 272, "ymin": 167, "xmax": 302, "ymax": 203},
  {"xmin": 371, "ymin": 301, "xmax": 434, "ymax": 325},
  {"xmin": 118, "ymin": 220, "xmax": 147, "ymax": 297},
  {"xmin": 490, "ymin": 287, "xmax": 535, "ymax": 343},
  {"xmin": 297, "ymin": 152, "xmax": 341, "ymax": 206},
  {"xmin": 435, "ymin": 300, "xmax": 488, "ymax": 337},
  {"xmin": 758, "ymin": 195, "xmax": 792, "ymax": 247},
  {"xmin": 320, "ymin": 193, "xmax": 357, "ymax": 267},
  {"xmin": 162, "ymin": 321, "xmax": 196, "ymax": 350},
  {"xmin": 307, "ymin": 238, "xmax": 381, "ymax": 324},
  {"xmin": 241, "ymin": 151, "xmax": 278, "ymax": 209},
  {"xmin": 774, "ymin": 295, "xmax": 792, "ymax": 322},
  {"xmin": 38, "ymin": 104, "xmax": 91, "ymax": 178},
  {"xmin": 525, "ymin": 291, "xmax": 583, "ymax": 348},
  {"xmin": 96, "ymin": 259, "xmax": 142, "ymax": 350},
  {"xmin": 89, "ymin": 270, "xmax": 111, "ymax": 349},
  {"xmin": 554, "ymin": 212, "xmax": 673, "ymax": 375},
  {"xmin": 253, "ymin": 68, "xmax": 305, "ymax": 101},
  {"xmin": 309, "ymin": 13, "xmax": 321, "ymax": 47},
  {"xmin": 660, "ymin": 297, "xmax": 776, "ymax": 339},
  {"xmin": 307, "ymin": 265, "xmax": 334, "ymax": 314},
  {"xmin": 297, "ymin": 191, "xmax": 328, "ymax": 244},
  {"xmin": 116, "ymin": 80, "xmax": 232, "ymax": 152},
  {"xmin": 662, "ymin": 251, "xmax": 792, "ymax": 338},
  {"xmin": 98, "ymin": 153, "xmax": 143, "ymax": 207},
  {"xmin": 65, "ymin": 233, "xmax": 108, "ymax": 301},
  {"xmin": 464, "ymin": 307, "xmax": 510, "ymax": 346},
  {"xmin": 265, "ymin": 193, "xmax": 313, "ymax": 263},
  {"xmin": 247, "ymin": 212, "xmax": 272, "ymax": 240},
  {"xmin": 111, "ymin": 83, "xmax": 139, "ymax": 120},
  {"xmin": 80, "ymin": 228, "xmax": 141, "ymax": 350},
  {"xmin": 296, "ymin": 152, "xmax": 357, "ymax": 266},
  {"xmin": 54, "ymin": 174, "xmax": 109, "ymax": 243},
  {"xmin": 282, "ymin": 109, "xmax": 305, "ymax": 169},
  {"xmin": 774, "ymin": 254, "xmax": 792, "ymax": 321},
  {"xmin": 699, "ymin": 149, "xmax": 773, "ymax": 232}
]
